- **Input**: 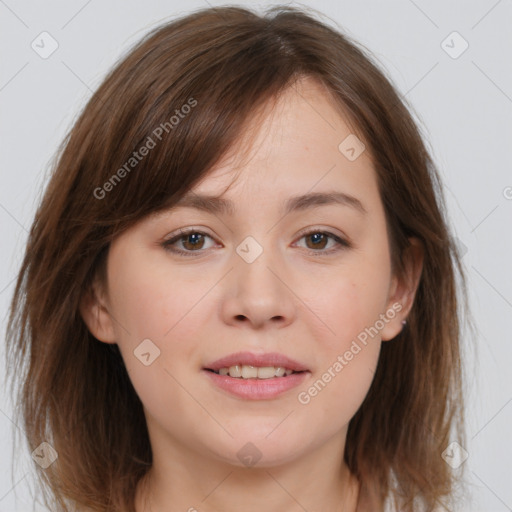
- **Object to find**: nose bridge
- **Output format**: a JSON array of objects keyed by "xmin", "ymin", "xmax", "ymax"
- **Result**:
[
  {"xmin": 235, "ymin": 232, "xmax": 284, "ymax": 296},
  {"xmin": 222, "ymin": 233, "xmax": 296, "ymax": 328}
]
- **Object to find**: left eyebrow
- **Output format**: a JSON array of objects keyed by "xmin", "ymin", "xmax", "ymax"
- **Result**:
[{"xmin": 169, "ymin": 190, "xmax": 368, "ymax": 217}]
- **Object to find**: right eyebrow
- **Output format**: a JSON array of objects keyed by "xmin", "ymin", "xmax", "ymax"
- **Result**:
[{"xmin": 168, "ymin": 190, "xmax": 368, "ymax": 217}]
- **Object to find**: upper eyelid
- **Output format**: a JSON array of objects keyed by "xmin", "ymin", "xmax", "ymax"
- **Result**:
[
  {"xmin": 165, "ymin": 226, "xmax": 346, "ymax": 241},
  {"xmin": 163, "ymin": 227, "xmax": 349, "ymax": 250}
]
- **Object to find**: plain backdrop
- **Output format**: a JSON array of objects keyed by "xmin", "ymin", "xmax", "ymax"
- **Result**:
[{"xmin": 1, "ymin": 1, "xmax": 511, "ymax": 510}]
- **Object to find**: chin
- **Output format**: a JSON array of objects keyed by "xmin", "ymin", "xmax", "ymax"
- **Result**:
[{"xmin": 205, "ymin": 430, "xmax": 311, "ymax": 469}]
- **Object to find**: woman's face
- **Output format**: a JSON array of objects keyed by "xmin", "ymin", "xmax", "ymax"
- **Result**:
[{"xmin": 83, "ymin": 77, "xmax": 415, "ymax": 470}]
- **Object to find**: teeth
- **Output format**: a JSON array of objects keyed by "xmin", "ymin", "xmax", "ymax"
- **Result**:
[
  {"xmin": 229, "ymin": 365, "xmax": 242, "ymax": 378},
  {"xmin": 241, "ymin": 365, "xmax": 258, "ymax": 378},
  {"xmin": 216, "ymin": 365, "xmax": 297, "ymax": 379},
  {"xmin": 257, "ymin": 366, "xmax": 277, "ymax": 379},
  {"xmin": 275, "ymin": 367, "xmax": 286, "ymax": 377}
]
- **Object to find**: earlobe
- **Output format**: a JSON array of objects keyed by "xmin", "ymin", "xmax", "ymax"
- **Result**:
[
  {"xmin": 79, "ymin": 279, "xmax": 117, "ymax": 344},
  {"xmin": 381, "ymin": 238, "xmax": 424, "ymax": 342}
]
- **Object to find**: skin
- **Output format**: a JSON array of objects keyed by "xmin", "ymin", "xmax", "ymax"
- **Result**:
[{"xmin": 80, "ymin": 76, "xmax": 423, "ymax": 512}]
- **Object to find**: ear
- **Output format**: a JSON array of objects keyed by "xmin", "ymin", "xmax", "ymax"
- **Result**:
[
  {"xmin": 381, "ymin": 237, "xmax": 424, "ymax": 342},
  {"xmin": 79, "ymin": 276, "xmax": 117, "ymax": 344}
]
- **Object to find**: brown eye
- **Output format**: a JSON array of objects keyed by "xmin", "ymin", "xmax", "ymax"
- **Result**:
[
  {"xmin": 295, "ymin": 230, "xmax": 351, "ymax": 255},
  {"xmin": 162, "ymin": 228, "xmax": 351, "ymax": 258},
  {"xmin": 180, "ymin": 232, "xmax": 206, "ymax": 251},
  {"xmin": 162, "ymin": 229, "xmax": 216, "ymax": 256},
  {"xmin": 304, "ymin": 232, "xmax": 329, "ymax": 250}
]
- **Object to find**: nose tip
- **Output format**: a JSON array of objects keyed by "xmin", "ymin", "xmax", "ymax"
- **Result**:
[{"xmin": 222, "ymin": 258, "xmax": 296, "ymax": 330}]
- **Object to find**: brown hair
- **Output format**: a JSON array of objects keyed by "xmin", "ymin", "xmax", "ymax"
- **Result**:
[{"xmin": 5, "ymin": 4, "xmax": 471, "ymax": 511}]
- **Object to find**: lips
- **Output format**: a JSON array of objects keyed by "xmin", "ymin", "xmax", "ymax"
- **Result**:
[
  {"xmin": 203, "ymin": 351, "xmax": 310, "ymax": 400},
  {"xmin": 204, "ymin": 351, "xmax": 309, "ymax": 373},
  {"xmin": 204, "ymin": 370, "xmax": 309, "ymax": 400}
]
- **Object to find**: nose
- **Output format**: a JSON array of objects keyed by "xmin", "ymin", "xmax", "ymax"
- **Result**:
[{"xmin": 220, "ymin": 247, "xmax": 297, "ymax": 330}]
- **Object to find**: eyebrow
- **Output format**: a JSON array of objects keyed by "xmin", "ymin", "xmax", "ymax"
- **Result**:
[{"xmin": 170, "ymin": 190, "xmax": 368, "ymax": 217}]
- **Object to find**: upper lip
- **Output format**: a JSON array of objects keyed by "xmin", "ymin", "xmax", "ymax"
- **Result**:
[{"xmin": 204, "ymin": 351, "xmax": 309, "ymax": 372}]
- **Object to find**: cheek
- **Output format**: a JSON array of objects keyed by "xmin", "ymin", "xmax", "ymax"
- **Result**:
[
  {"xmin": 297, "ymin": 276, "xmax": 384, "ymax": 431},
  {"xmin": 301, "ymin": 344, "xmax": 380, "ymax": 440},
  {"xmin": 300, "ymin": 252, "xmax": 390, "ymax": 416},
  {"xmin": 107, "ymin": 254, "xmax": 210, "ymax": 425},
  {"xmin": 106, "ymin": 249, "xmax": 214, "ymax": 403},
  {"xmin": 316, "ymin": 264, "xmax": 391, "ymax": 352},
  {"xmin": 108, "ymin": 248, "xmax": 208, "ymax": 342}
]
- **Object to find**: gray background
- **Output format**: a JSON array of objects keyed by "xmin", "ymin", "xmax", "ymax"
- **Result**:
[{"xmin": 1, "ymin": 1, "xmax": 511, "ymax": 510}]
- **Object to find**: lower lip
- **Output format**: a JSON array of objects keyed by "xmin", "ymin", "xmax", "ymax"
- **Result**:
[{"xmin": 203, "ymin": 370, "xmax": 310, "ymax": 400}]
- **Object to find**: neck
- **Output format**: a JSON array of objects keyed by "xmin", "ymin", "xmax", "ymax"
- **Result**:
[{"xmin": 135, "ymin": 430, "xmax": 360, "ymax": 512}]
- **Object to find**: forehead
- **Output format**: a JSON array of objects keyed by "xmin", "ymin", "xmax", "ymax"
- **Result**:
[{"xmin": 183, "ymin": 77, "xmax": 379, "ymax": 212}]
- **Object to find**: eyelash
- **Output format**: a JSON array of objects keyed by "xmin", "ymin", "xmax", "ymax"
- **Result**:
[{"xmin": 161, "ymin": 227, "xmax": 351, "ymax": 257}]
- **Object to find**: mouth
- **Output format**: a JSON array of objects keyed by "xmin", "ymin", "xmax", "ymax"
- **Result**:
[
  {"xmin": 205, "ymin": 365, "xmax": 303, "ymax": 379},
  {"xmin": 203, "ymin": 352, "xmax": 310, "ymax": 400}
]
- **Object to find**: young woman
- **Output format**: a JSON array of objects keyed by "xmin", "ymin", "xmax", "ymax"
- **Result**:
[{"xmin": 5, "ymin": 5, "xmax": 469, "ymax": 511}]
